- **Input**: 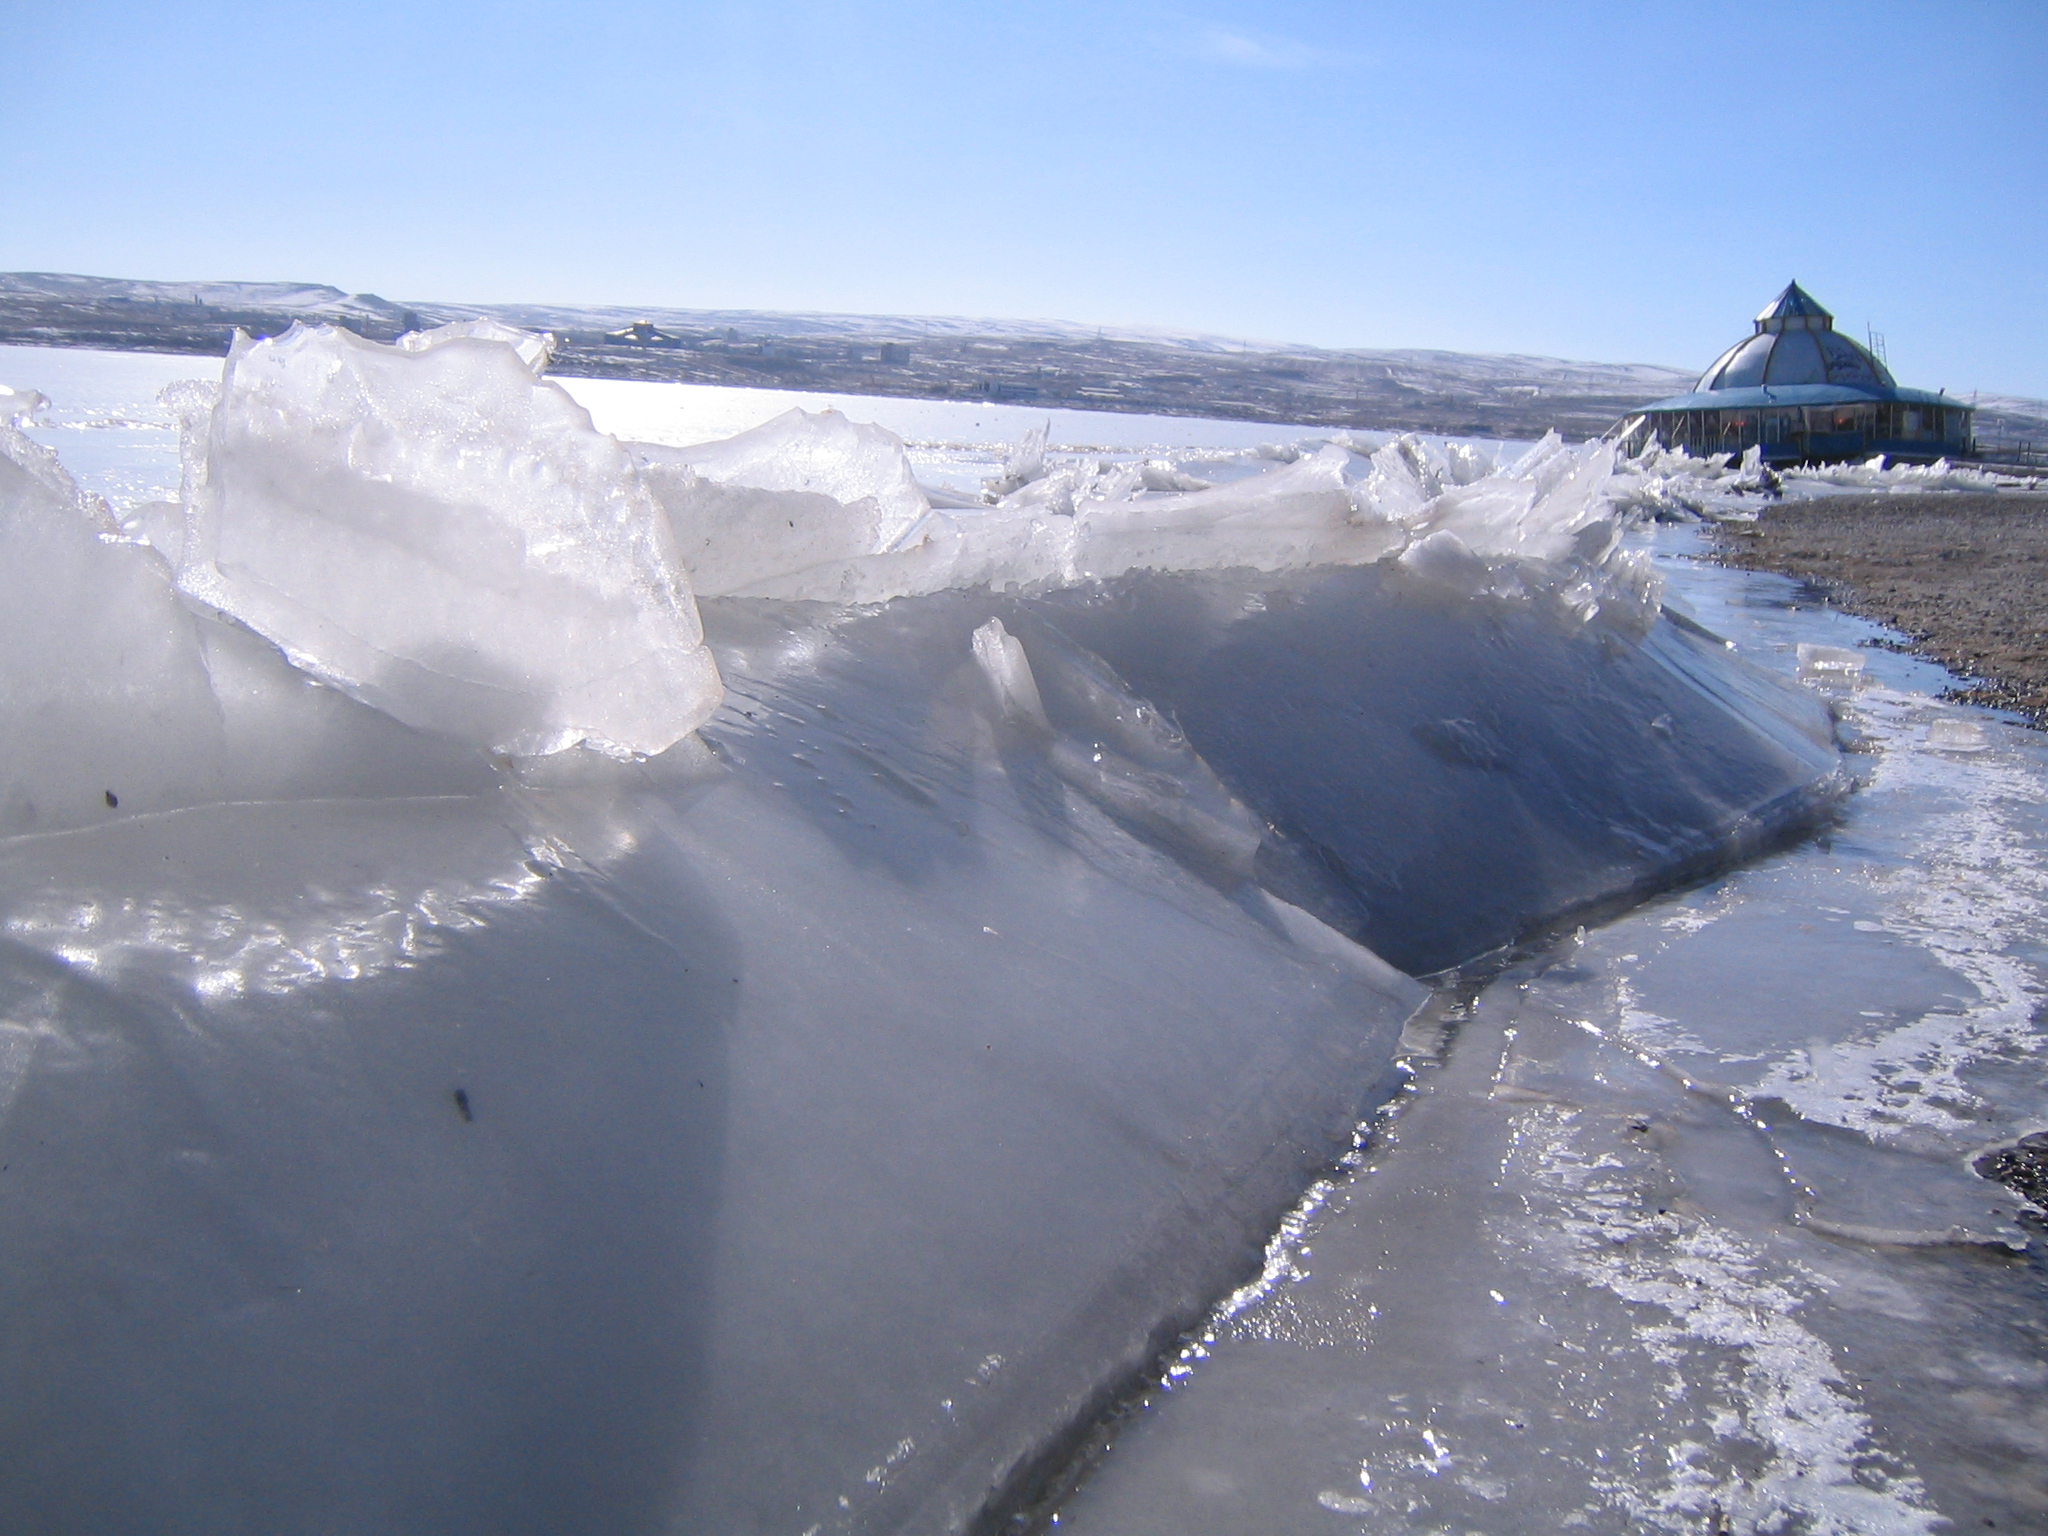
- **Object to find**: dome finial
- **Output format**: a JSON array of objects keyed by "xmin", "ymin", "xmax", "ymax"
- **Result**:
[{"xmin": 1755, "ymin": 282, "xmax": 1833, "ymax": 334}]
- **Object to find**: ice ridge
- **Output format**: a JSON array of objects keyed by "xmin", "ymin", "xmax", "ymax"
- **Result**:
[{"xmin": 4, "ymin": 317, "xmax": 1671, "ymax": 836}]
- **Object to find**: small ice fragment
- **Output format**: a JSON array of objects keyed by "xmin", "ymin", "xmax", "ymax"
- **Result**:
[
  {"xmin": 1926, "ymin": 718, "xmax": 1988, "ymax": 751},
  {"xmin": 1315, "ymin": 1491, "xmax": 1374, "ymax": 1514},
  {"xmin": 0, "ymin": 384, "xmax": 49, "ymax": 424},
  {"xmin": 970, "ymin": 619, "xmax": 1049, "ymax": 730},
  {"xmin": 1138, "ymin": 459, "xmax": 1211, "ymax": 493},
  {"xmin": 1796, "ymin": 643, "xmax": 1866, "ymax": 675},
  {"xmin": 1419, "ymin": 1428, "xmax": 1452, "ymax": 1472},
  {"xmin": 985, "ymin": 422, "xmax": 1049, "ymax": 499},
  {"xmin": 1489, "ymin": 1288, "xmax": 1507, "ymax": 1304}
]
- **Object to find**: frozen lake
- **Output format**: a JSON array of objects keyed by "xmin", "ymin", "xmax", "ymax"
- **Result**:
[{"xmin": 2, "ymin": 340, "xmax": 2042, "ymax": 1534}]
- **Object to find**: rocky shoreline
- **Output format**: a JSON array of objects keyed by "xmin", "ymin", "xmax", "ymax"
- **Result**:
[{"xmin": 1711, "ymin": 491, "xmax": 2048, "ymax": 725}]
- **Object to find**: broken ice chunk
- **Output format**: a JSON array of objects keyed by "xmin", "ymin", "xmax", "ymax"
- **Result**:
[
  {"xmin": 973, "ymin": 618, "xmax": 1271, "ymax": 887},
  {"xmin": 1138, "ymin": 459, "xmax": 1212, "ymax": 493},
  {"xmin": 985, "ymin": 422, "xmax": 1050, "ymax": 499},
  {"xmin": 0, "ymin": 385, "xmax": 48, "ymax": 425},
  {"xmin": 636, "ymin": 407, "xmax": 931, "ymax": 597},
  {"xmin": 652, "ymin": 406, "xmax": 926, "ymax": 540},
  {"xmin": 172, "ymin": 322, "xmax": 721, "ymax": 759},
  {"xmin": 1926, "ymin": 718, "xmax": 1988, "ymax": 751},
  {"xmin": 396, "ymin": 317, "xmax": 554, "ymax": 375},
  {"xmin": 1796, "ymin": 643, "xmax": 1867, "ymax": 678},
  {"xmin": 0, "ymin": 418, "xmax": 227, "ymax": 833}
]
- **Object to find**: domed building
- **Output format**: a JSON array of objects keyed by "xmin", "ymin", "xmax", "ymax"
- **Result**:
[{"xmin": 1617, "ymin": 283, "xmax": 1972, "ymax": 464}]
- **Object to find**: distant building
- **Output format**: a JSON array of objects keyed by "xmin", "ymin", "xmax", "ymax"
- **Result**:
[
  {"xmin": 608, "ymin": 319, "xmax": 677, "ymax": 345},
  {"xmin": 1617, "ymin": 283, "xmax": 1971, "ymax": 464},
  {"xmin": 878, "ymin": 342, "xmax": 912, "ymax": 366}
]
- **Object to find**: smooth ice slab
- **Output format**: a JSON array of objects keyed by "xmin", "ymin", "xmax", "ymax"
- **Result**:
[
  {"xmin": 792, "ymin": 561, "xmax": 1848, "ymax": 975},
  {"xmin": 0, "ymin": 607, "xmax": 1426, "ymax": 1536}
]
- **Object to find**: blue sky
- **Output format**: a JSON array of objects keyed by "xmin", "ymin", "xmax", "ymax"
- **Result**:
[{"xmin": 5, "ymin": 1, "xmax": 2044, "ymax": 395}]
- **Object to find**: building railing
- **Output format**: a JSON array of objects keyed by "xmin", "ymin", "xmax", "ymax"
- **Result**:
[{"xmin": 1973, "ymin": 441, "xmax": 2048, "ymax": 471}]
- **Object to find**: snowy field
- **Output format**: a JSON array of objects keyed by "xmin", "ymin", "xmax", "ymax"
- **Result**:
[{"xmin": 1, "ymin": 336, "xmax": 2043, "ymax": 1534}]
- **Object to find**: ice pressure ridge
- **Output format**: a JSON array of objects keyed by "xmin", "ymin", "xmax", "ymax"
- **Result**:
[
  {"xmin": 0, "ymin": 318, "xmax": 1675, "ymax": 834},
  {"xmin": 636, "ymin": 397, "xmax": 1658, "ymax": 611}
]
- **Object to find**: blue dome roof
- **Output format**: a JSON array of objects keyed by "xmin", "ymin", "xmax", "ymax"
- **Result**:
[{"xmin": 1693, "ymin": 283, "xmax": 1895, "ymax": 393}]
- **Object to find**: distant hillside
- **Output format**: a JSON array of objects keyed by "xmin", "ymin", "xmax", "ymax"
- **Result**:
[{"xmin": 0, "ymin": 269, "xmax": 1772, "ymax": 441}]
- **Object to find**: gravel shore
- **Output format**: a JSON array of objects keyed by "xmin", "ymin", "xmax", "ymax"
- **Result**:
[{"xmin": 1711, "ymin": 491, "xmax": 2048, "ymax": 725}]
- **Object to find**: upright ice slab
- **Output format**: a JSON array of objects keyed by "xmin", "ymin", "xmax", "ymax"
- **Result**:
[{"xmin": 172, "ymin": 322, "xmax": 721, "ymax": 757}]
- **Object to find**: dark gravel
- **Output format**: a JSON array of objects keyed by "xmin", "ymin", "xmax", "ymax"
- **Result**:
[
  {"xmin": 1711, "ymin": 492, "xmax": 2048, "ymax": 725},
  {"xmin": 1976, "ymin": 1132, "xmax": 2048, "ymax": 1210}
]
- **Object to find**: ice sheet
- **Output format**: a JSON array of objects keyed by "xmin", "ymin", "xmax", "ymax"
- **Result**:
[{"xmin": 0, "ymin": 592, "xmax": 1430, "ymax": 1536}]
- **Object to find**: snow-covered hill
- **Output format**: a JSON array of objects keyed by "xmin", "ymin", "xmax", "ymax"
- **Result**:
[{"xmin": 5, "ymin": 271, "xmax": 2037, "ymax": 446}]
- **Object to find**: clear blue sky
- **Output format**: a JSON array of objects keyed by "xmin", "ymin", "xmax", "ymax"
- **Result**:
[{"xmin": 5, "ymin": 1, "xmax": 2044, "ymax": 395}]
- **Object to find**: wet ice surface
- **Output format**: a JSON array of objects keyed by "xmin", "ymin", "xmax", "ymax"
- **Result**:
[{"xmin": 1055, "ymin": 529, "xmax": 2048, "ymax": 1534}]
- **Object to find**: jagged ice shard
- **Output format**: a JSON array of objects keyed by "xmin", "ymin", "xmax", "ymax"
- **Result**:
[{"xmin": 0, "ymin": 324, "xmax": 1847, "ymax": 1534}]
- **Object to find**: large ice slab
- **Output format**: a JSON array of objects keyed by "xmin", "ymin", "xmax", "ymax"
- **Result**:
[
  {"xmin": 170, "ymin": 322, "xmax": 721, "ymax": 757},
  {"xmin": 0, "ymin": 605, "xmax": 1425, "ymax": 1536},
  {"xmin": 1011, "ymin": 564, "xmax": 1844, "ymax": 973},
  {"xmin": 0, "ymin": 559, "xmax": 1848, "ymax": 1533}
]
